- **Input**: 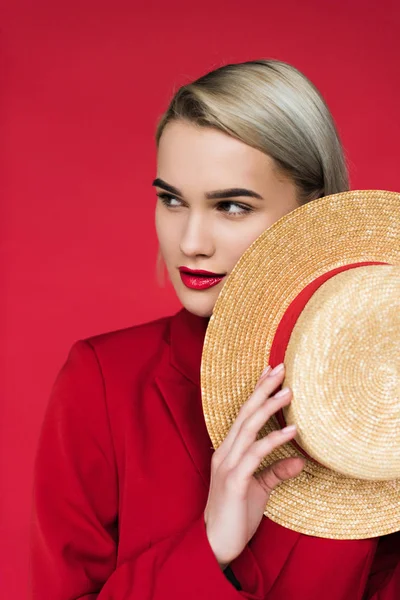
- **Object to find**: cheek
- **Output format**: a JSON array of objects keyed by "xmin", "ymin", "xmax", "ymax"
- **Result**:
[
  {"xmin": 221, "ymin": 222, "xmax": 269, "ymax": 266},
  {"xmin": 155, "ymin": 209, "xmax": 179, "ymax": 263},
  {"xmin": 155, "ymin": 206, "xmax": 169, "ymax": 249}
]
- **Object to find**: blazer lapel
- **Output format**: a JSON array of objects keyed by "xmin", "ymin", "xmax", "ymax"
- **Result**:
[
  {"xmin": 155, "ymin": 309, "xmax": 213, "ymax": 490},
  {"xmin": 155, "ymin": 309, "xmax": 302, "ymax": 592}
]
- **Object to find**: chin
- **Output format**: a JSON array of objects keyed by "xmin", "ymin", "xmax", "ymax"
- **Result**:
[
  {"xmin": 177, "ymin": 289, "xmax": 218, "ymax": 319},
  {"xmin": 185, "ymin": 305, "xmax": 214, "ymax": 318}
]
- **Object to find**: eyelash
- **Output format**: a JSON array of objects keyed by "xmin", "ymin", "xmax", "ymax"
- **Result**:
[{"xmin": 156, "ymin": 193, "xmax": 253, "ymax": 217}]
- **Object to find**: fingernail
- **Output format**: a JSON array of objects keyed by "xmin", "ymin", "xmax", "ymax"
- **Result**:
[
  {"xmin": 281, "ymin": 424, "xmax": 296, "ymax": 434},
  {"xmin": 261, "ymin": 366, "xmax": 271, "ymax": 377},
  {"xmin": 274, "ymin": 387, "xmax": 290, "ymax": 398},
  {"xmin": 269, "ymin": 363, "xmax": 284, "ymax": 377}
]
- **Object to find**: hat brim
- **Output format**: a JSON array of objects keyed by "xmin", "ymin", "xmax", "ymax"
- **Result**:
[{"xmin": 201, "ymin": 190, "xmax": 400, "ymax": 539}]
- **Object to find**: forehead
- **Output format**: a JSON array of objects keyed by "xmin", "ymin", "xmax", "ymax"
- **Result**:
[{"xmin": 157, "ymin": 121, "xmax": 276, "ymax": 190}]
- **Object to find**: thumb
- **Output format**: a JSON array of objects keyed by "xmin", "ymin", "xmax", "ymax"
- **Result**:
[{"xmin": 256, "ymin": 457, "xmax": 305, "ymax": 494}]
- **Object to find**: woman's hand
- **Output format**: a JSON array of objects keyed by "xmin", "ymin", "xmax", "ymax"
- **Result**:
[{"xmin": 204, "ymin": 363, "xmax": 305, "ymax": 569}]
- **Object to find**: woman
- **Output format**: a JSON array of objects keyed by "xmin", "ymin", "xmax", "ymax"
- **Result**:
[{"xmin": 30, "ymin": 60, "xmax": 399, "ymax": 599}]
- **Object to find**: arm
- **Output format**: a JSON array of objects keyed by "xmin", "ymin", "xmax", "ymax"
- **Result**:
[{"xmin": 29, "ymin": 341, "xmax": 261, "ymax": 600}]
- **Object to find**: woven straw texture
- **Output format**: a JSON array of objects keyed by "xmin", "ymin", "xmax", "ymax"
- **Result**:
[
  {"xmin": 283, "ymin": 266, "xmax": 400, "ymax": 480},
  {"xmin": 201, "ymin": 190, "xmax": 400, "ymax": 539}
]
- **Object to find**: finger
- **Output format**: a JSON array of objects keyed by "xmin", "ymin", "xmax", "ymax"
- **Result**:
[
  {"xmin": 254, "ymin": 365, "xmax": 272, "ymax": 390},
  {"xmin": 217, "ymin": 364, "xmax": 285, "ymax": 461},
  {"xmin": 222, "ymin": 387, "xmax": 292, "ymax": 468},
  {"xmin": 229, "ymin": 423, "xmax": 300, "ymax": 484},
  {"xmin": 218, "ymin": 364, "xmax": 285, "ymax": 457},
  {"xmin": 256, "ymin": 457, "xmax": 306, "ymax": 494}
]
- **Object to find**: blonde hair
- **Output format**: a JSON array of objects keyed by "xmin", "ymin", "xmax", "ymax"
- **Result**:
[{"xmin": 156, "ymin": 59, "xmax": 349, "ymax": 202}]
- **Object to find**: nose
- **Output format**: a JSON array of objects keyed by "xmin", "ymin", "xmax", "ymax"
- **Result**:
[{"xmin": 179, "ymin": 212, "xmax": 215, "ymax": 258}]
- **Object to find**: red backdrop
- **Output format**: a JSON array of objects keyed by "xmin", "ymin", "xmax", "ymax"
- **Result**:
[{"xmin": 1, "ymin": 0, "xmax": 399, "ymax": 596}]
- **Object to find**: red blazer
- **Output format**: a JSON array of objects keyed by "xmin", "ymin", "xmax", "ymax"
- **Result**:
[{"xmin": 30, "ymin": 308, "xmax": 400, "ymax": 599}]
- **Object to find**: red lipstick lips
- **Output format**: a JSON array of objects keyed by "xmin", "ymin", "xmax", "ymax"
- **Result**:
[{"xmin": 178, "ymin": 267, "xmax": 226, "ymax": 290}]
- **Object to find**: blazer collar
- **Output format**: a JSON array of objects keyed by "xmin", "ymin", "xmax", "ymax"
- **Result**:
[
  {"xmin": 168, "ymin": 308, "xmax": 210, "ymax": 386},
  {"xmin": 156, "ymin": 308, "xmax": 302, "ymax": 588},
  {"xmin": 155, "ymin": 308, "xmax": 212, "ymax": 490}
]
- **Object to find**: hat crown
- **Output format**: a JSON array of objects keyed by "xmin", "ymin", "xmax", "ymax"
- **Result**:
[{"xmin": 283, "ymin": 265, "xmax": 400, "ymax": 480}]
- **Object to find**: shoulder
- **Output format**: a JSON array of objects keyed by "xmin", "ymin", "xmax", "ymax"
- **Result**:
[
  {"xmin": 66, "ymin": 313, "xmax": 176, "ymax": 383},
  {"xmin": 71, "ymin": 313, "xmax": 173, "ymax": 373},
  {"xmin": 85, "ymin": 313, "xmax": 172, "ymax": 354},
  {"xmin": 55, "ymin": 314, "xmax": 175, "ymax": 407}
]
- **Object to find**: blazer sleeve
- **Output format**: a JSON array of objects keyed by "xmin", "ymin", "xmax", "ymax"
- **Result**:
[
  {"xmin": 29, "ymin": 340, "xmax": 261, "ymax": 600},
  {"xmin": 365, "ymin": 533, "xmax": 400, "ymax": 600}
]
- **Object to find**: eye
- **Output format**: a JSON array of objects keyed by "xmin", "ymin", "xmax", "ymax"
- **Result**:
[
  {"xmin": 217, "ymin": 201, "xmax": 253, "ymax": 216},
  {"xmin": 157, "ymin": 192, "xmax": 183, "ymax": 208}
]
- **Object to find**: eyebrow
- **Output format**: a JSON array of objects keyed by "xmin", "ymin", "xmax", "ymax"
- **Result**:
[{"xmin": 152, "ymin": 178, "xmax": 263, "ymax": 200}]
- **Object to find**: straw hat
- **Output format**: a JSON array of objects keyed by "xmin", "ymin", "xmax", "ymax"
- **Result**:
[{"xmin": 201, "ymin": 190, "xmax": 400, "ymax": 540}]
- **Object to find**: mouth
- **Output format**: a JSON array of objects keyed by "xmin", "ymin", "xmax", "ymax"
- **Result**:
[{"xmin": 178, "ymin": 267, "xmax": 226, "ymax": 290}]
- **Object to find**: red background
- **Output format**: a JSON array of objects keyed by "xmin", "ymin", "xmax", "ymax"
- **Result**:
[{"xmin": 1, "ymin": 1, "xmax": 399, "ymax": 596}]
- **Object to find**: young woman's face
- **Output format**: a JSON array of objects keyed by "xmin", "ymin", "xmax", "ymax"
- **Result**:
[{"xmin": 155, "ymin": 121, "xmax": 300, "ymax": 318}]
